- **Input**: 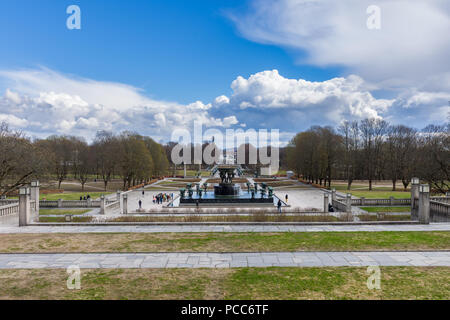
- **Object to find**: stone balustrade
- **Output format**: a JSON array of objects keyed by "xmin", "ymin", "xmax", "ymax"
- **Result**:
[{"xmin": 0, "ymin": 203, "xmax": 19, "ymax": 217}]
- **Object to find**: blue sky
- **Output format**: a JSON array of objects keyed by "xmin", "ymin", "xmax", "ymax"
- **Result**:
[
  {"xmin": 0, "ymin": 0, "xmax": 449, "ymax": 144},
  {"xmin": 0, "ymin": 0, "xmax": 340, "ymax": 103}
]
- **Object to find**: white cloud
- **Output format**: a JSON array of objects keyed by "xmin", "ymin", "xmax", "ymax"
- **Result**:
[
  {"xmin": 229, "ymin": 0, "xmax": 450, "ymax": 83},
  {"xmin": 221, "ymin": 69, "xmax": 392, "ymax": 119},
  {"xmin": 0, "ymin": 68, "xmax": 241, "ymax": 141},
  {"xmin": 5, "ymin": 89, "xmax": 21, "ymax": 104},
  {"xmin": 0, "ymin": 67, "xmax": 447, "ymax": 144}
]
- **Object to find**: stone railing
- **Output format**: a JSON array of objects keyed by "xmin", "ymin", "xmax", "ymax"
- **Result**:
[
  {"xmin": 351, "ymin": 197, "xmax": 411, "ymax": 206},
  {"xmin": 0, "ymin": 199, "xmax": 19, "ymax": 206},
  {"xmin": 430, "ymin": 196, "xmax": 450, "ymax": 204},
  {"xmin": 30, "ymin": 200, "xmax": 36, "ymax": 211},
  {"xmin": 332, "ymin": 199, "xmax": 348, "ymax": 212},
  {"xmin": 430, "ymin": 200, "xmax": 450, "ymax": 222},
  {"xmin": 104, "ymin": 200, "xmax": 120, "ymax": 215},
  {"xmin": 40, "ymin": 199, "xmax": 103, "ymax": 208},
  {"xmin": 0, "ymin": 202, "xmax": 19, "ymax": 217}
]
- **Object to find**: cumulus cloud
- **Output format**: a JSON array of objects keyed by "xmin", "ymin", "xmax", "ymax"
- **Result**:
[
  {"xmin": 212, "ymin": 70, "xmax": 393, "ymax": 125},
  {"xmin": 209, "ymin": 69, "xmax": 449, "ymax": 136},
  {"xmin": 229, "ymin": 0, "xmax": 450, "ymax": 83},
  {"xmin": 0, "ymin": 68, "xmax": 241, "ymax": 141},
  {"xmin": 0, "ymin": 67, "xmax": 447, "ymax": 145}
]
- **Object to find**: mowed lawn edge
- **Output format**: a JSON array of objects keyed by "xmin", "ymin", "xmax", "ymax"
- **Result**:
[
  {"xmin": 0, "ymin": 231, "xmax": 449, "ymax": 253},
  {"xmin": 0, "ymin": 267, "xmax": 448, "ymax": 300}
]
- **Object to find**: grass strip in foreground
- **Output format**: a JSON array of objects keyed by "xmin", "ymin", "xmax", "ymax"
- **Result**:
[
  {"xmin": 0, "ymin": 267, "xmax": 448, "ymax": 300},
  {"xmin": 0, "ymin": 231, "xmax": 448, "ymax": 253}
]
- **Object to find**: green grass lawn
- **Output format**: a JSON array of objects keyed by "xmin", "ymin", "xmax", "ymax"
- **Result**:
[
  {"xmin": 0, "ymin": 231, "xmax": 448, "ymax": 253},
  {"xmin": 349, "ymin": 191, "xmax": 411, "ymax": 199},
  {"xmin": 39, "ymin": 209, "xmax": 90, "ymax": 216},
  {"xmin": 40, "ymin": 192, "xmax": 111, "ymax": 200},
  {"xmin": 361, "ymin": 207, "xmax": 411, "ymax": 213},
  {"xmin": 0, "ymin": 267, "xmax": 448, "ymax": 300}
]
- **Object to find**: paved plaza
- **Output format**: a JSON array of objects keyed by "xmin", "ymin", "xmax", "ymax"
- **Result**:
[
  {"xmin": 125, "ymin": 181, "xmax": 327, "ymax": 212},
  {"xmin": 0, "ymin": 251, "xmax": 448, "ymax": 269}
]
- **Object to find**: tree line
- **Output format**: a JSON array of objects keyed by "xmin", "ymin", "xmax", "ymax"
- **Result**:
[
  {"xmin": 0, "ymin": 123, "xmax": 169, "ymax": 196},
  {"xmin": 286, "ymin": 118, "xmax": 449, "ymax": 193}
]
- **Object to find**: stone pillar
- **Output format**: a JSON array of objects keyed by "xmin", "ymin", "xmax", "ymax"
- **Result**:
[
  {"xmin": 418, "ymin": 184, "xmax": 430, "ymax": 224},
  {"xmin": 116, "ymin": 191, "xmax": 121, "ymax": 202},
  {"xmin": 19, "ymin": 187, "xmax": 31, "ymax": 227},
  {"xmin": 331, "ymin": 188, "xmax": 336, "ymax": 202},
  {"xmin": 411, "ymin": 177, "xmax": 420, "ymax": 220},
  {"xmin": 345, "ymin": 193, "xmax": 352, "ymax": 213},
  {"xmin": 58, "ymin": 198, "xmax": 63, "ymax": 208},
  {"xmin": 389, "ymin": 196, "xmax": 395, "ymax": 206},
  {"xmin": 361, "ymin": 197, "xmax": 366, "ymax": 206},
  {"xmin": 323, "ymin": 193, "xmax": 329, "ymax": 213},
  {"xmin": 100, "ymin": 195, "xmax": 105, "ymax": 215},
  {"xmin": 30, "ymin": 181, "xmax": 40, "ymax": 221},
  {"xmin": 184, "ymin": 163, "xmax": 187, "ymax": 178},
  {"xmin": 87, "ymin": 198, "xmax": 92, "ymax": 207},
  {"xmin": 122, "ymin": 194, "xmax": 128, "ymax": 215}
]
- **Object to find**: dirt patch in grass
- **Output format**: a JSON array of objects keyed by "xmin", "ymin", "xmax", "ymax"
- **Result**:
[
  {"xmin": 38, "ymin": 216, "xmax": 93, "ymax": 223},
  {"xmin": 361, "ymin": 207, "xmax": 411, "ymax": 213},
  {"xmin": 110, "ymin": 214, "xmax": 338, "ymax": 223},
  {"xmin": 0, "ymin": 231, "xmax": 448, "ymax": 254},
  {"xmin": 358, "ymin": 214, "xmax": 411, "ymax": 222},
  {"xmin": 0, "ymin": 267, "xmax": 448, "ymax": 300}
]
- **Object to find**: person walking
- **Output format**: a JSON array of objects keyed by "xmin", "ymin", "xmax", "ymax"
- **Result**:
[
  {"xmin": 285, "ymin": 194, "xmax": 288, "ymax": 203},
  {"xmin": 277, "ymin": 199, "xmax": 282, "ymax": 213},
  {"xmin": 138, "ymin": 200, "xmax": 142, "ymax": 209}
]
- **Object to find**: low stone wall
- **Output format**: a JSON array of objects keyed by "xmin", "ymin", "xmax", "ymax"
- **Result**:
[
  {"xmin": 332, "ymin": 199, "xmax": 347, "ymax": 212},
  {"xmin": 39, "ymin": 199, "xmax": 116, "ymax": 208},
  {"xmin": 431, "ymin": 196, "xmax": 450, "ymax": 204},
  {"xmin": 0, "ymin": 199, "xmax": 19, "ymax": 206},
  {"xmin": 104, "ymin": 200, "xmax": 120, "ymax": 215},
  {"xmin": 430, "ymin": 200, "xmax": 450, "ymax": 222},
  {"xmin": 351, "ymin": 198, "xmax": 410, "ymax": 206},
  {"xmin": 0, "ymin": 203, "xmax": 19, "ymax": 217}
]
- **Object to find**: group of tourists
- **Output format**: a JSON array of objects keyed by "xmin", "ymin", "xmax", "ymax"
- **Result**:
[
  {"xmin": 79, "ymin": 195, "xmax": 91, "ymax": 201},
  {"xmin": 153, "ymin": 193, "xmax": 173, "ymax": 205}
]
